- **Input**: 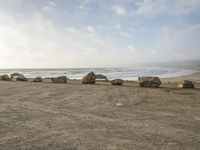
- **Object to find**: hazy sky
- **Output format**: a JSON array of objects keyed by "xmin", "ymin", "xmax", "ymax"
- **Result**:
[{"xmin": 0, "ymin": 0, "xmax": 200, "ymax": 68}]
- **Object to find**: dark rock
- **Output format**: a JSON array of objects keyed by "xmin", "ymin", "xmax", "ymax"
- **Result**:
[
  {"xmin": 51, "ymin": 76, "xmax": 67, "ymax": 84},
  {"xmin": 138, "ymin": 76, "xmax": 161, "ymax": 88},
  {"xmin": 177, "ymin": 80, "xmax": 194, "ymax": 89},
  {"xmin": 33, "ymin": 77, "xmax": 43, "ymax": 82},
  {"xmin": 95, "ymin": 74, "xmax": 108, "ymax": 81},
  {"xmin": 16, "ymin": 75, "xmax": 28, "ymax": 81},
  {"xmin": 11, "ymin": 73, "xmax": 22, "ymax": 78},
  {"xmin": 111, "ymin": 79, "xmax": 124, "ymax": 85},
  {"xmin": 82, "ymin": 72, "xmax": 96, "ymax": 84},
  {"xmin": 2, "ymin": 74, "xmax": 12, "ymax": 81}
]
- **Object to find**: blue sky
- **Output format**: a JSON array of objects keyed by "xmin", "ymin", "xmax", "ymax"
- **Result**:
[{"xmin": 0, "ymin": 0, "xmax": 200, "ymax": 68}]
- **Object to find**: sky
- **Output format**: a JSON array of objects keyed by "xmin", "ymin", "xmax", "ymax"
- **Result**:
[{"xmin": 0, "ymin": 0, "xmax": 200, "ymax": 68}]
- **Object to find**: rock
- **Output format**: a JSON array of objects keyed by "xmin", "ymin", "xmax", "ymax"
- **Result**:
[
  {"xmin": 177, "ymin": 80, "xmax": 194, "ymax": 89},
  {"xmin": 16, "ymin": 75, "xmax": 28, "ymax": 81},
  {"xmin": 81, "ymin": 72, "xmax": 96, "ymax": 84},
  {"xmin": 51, "ymin": 76, "xmax": 67, "ymax": 84},
  {"xmin": 111, "ymin": 79, "xmax": 124, "ymax": 85},
  {"xmin": 138, "ymin": 76, "xmax": 161, "ymax": 88},
  {"xmin": 0, "ymin": 75, "xmax": 2, "ymax": 80},
  {"xmin": 95, "ymin": 74, "xmax": 108, "ymax": 81},
  {"xmin": 1, "ymin": 74, "xmax": 12, "ymax": 81},
  {"xmin": 10, "ymin": 73, "xmax": 22, "ymax": 78},
  {"xmin": 33, "ymin": 77, "xmax": 43, "ymax": 82}
]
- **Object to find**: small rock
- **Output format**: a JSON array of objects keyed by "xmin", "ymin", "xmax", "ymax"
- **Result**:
[
  {"xmin": 10, "ymin": 73, "xmax": 22, "ymax": 78},
  {"xmin": 116, "ymin": 103, "xmax": 123, "ymax": 106},
  {"xmin": 81, "ymin": 72, "xmax": 96, "ymax": 84},
  {"xmin": 111, "ymin": 79, "xmax": 124, "ymax": 85},
  {"xmin": 138, "ymin": 76, "xmax": 161, "ymax": 88},
  {"xmin": 16, "ymin": 75, "xmax": 28, "ymax": 81},
  {"xmin": 33, "ymin": 77, "xmax": 43, "ymax": 82},
  {"xmin": 95, "ymin": 74, "xmax": 108, "ymax": 81},
  {"xmin": 177, "ymin": 80, "xmax": 194, "ymax": 89},
  {"xmin": 1, "ymin": 74, "xmax": 12, "ymax": 81},
  {"xmin": 51, "ymin": 76, "xmax": 67, "ymax": 84}
]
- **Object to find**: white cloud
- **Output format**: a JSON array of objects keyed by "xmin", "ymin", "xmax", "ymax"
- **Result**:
[
  {"xmin": 0, "ymin": 13, "xmax": 116, "ymax": 68},
  {"xmin": 151, "ymin": 24, "xmax": 200, "ymax": 61},
  {"xmin": 115, "ymin": 24, "xmax": 121, "ymax": 29},
  {"xmin": 131, "ymin": 0, "xmax": 200, "ymax": 17},
  {"xmin": 86, "ymin": 26, "xmax": 95, "ymax": 32},
  {"xmin": 127, "ymin": 45, "xmax": 136, "ymax": 53},
  {"xmin": 112, "ymin": 5, "xmax": 127, "ymax": 16}
]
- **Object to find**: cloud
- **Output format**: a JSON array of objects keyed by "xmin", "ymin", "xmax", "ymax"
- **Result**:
[
  {"xmin": 112, "ymin": 5, "xmax": 127, "ymax": 16},
  {"xmin": 127, "ymin": 45, "xmax": 136, "ymax": 53},
  {"xmin": 151, "ymin": 24, "xmax": 200, "ymax": 61},
  {"xmin": 86, "ymin": 26, "xmax": 95, "ymax": 32},
  {"xmin": 131, "ymin": 0, "xmax": 200, "ymax": 17},
  {"xmin": 0, "ymin": 13, "xmax": 117, "ymax": 68}
]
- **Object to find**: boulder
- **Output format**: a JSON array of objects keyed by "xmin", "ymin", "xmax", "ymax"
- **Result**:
[
  {"xmin": 51, "ymin": 76, "xmax": 67, "ymax": 84},
  {"xmin": 33, "ymin": 77, "xmax": 43, "ymax": 82},
  {"xmin": 81, "ymin": 72, "xmax": 96, "ymax": 84},
  {"xmin": 111, "ymin": 79, "xmax": 124, "ymax": 85},
  {"xmin": 138, "ymin": 76, "xmax": 161, "ymax": 88},
  {"xmin": 16, "ymin": 75, "xmax": 28, "ymax": 81},
  {"xmin": 177, "ymin": 80, "xmax": 194, "ymax": 89},
  {"xmin": 11, "ymin": 73, "xmax": 22, "ymax": 78},
  {"xmin": 95, "ymin": 74, "xmax": 108, "ymax": 81},
  {"xmin": 1, "ymin": 74, "xmax": 12, "ymax": 81},
  {"xmin": 0, "ymin": 75, "xmax": 2, "ymax": 80}
]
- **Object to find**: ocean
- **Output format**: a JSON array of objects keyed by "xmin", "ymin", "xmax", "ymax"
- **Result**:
[{"xmin": 0, "ymin": 67, "xmax": 195, "ymax": 80}]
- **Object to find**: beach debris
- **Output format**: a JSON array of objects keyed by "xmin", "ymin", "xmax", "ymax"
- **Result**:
[
  {"xmin": 95, "ymin": 74, "xmax": 108, "ymax": 81},
  {"xmin": 138, "ymin": 76, "xmax": 161, "ymax": 88},
  {"xmin": 177, "ymin": 80, "xmax": 194, "ymax": 89},
  {"xmin": 116, "ymin": 103, "xmax": 123, "ymax": 106},
  {"xmin": 1, "ymin": 74, "xmax": 12, "ymax": 81},
  {"xmin": 10, "ymin": 73, "xmax": 22, "ymax": 78},
  {"xmin": 81, "ymin": 72, "xmax": 96, "ymax": 84},
  {"xmin": 51, "ymin": 76, "xmax": 67, "ymax": 83},
  {"xmin": 33, "ymin": 77, "xmax": 43, "ymax": 82},
  {"xmin": 16, "ymin": 75, "xmax": 28, "ymax": 81},
  {"xmin": 111, "ymin": 79, "xmax": 124, "ymax": 85}
]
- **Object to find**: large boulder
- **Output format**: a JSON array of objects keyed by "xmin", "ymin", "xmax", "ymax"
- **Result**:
[
  {"xmin": 16, "ymin": 75, "xmax": 28, "ymax": 81},
  {"xmin": 33, "ymin": 77, "xmax": 43, "ymax": 82},
  {"xmin": 81, "ymin": 72, "xmax": 96, "ymax": 84},
  {"xmin": 177, "ymin": 80, "xmax": 194, "ymax": 89},
  {"xmin": 2, "ymin": 74, "xmax": 12, "ymax": 81},
  {"xmin": 10, "ymin": 73, "xmax": 22, "ymax": 78},
  {"xmin": 51, "ymin": 76, "xmax": 67, "ymax": 84},
  {"xmin": 138, "ymin": 76, "xmax": 161, "ymax": 88},
  {"xmin": 95, "ymin": 74, "xmax": 108, "ymax": 81},
  {"xmin": 111, "ymin": 79, "xmax": 124, "ymax": 85}
]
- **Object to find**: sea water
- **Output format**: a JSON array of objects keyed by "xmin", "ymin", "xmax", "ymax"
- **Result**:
[{"xmin": 0, "ymin": 67, "xmax": 195, "ymax": 80}]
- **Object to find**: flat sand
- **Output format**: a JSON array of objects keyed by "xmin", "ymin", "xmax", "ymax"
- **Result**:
[{"xmin": 0, "ymin": 73, "xmax": 200, "ymax": 150}]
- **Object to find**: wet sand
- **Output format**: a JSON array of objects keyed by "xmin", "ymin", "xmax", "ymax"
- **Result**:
[{"xmin": 0, "ymin": 73, "xmax": 200, "ymax": 150}]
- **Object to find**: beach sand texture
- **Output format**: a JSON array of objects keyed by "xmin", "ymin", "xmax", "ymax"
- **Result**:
[{"xmin": 0, "ymin": 73, "xmax": 200, "ymax": 150}]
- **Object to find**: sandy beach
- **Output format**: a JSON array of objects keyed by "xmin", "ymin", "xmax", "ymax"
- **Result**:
[{"xmin": 0, "ymin": 72, "xmax": 200, "ymax": 150}]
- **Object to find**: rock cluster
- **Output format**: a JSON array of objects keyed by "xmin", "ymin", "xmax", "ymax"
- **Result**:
[{"xmin": 138, "ymin": 76, "xmax": 161, "ymax": 88}]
